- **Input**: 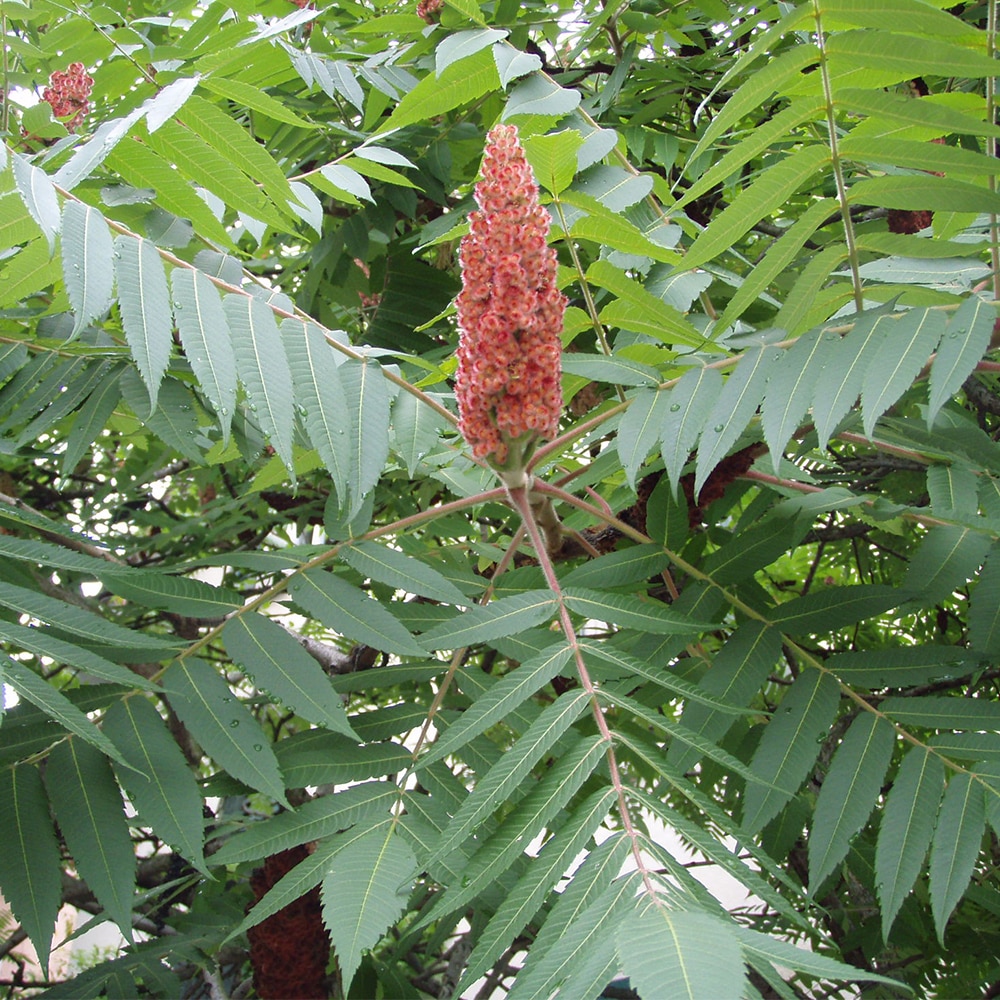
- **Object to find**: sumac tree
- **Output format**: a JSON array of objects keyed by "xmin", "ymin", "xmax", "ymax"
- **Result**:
[{"xmin": 0, "ymin": 0, "xmax": 999, "ymax": 997}]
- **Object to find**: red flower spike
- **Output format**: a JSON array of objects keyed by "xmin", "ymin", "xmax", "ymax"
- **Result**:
[
  {"xmin": 455, "ymin": 124, "xmax": 566, "ymax": 482},
  {"xmin": 42, "ymin": 62, "xmax": 94, "ymax": 133},
  {"xmin": 417, "ymin": 0, "xmax": 443, "ymax": 22}
]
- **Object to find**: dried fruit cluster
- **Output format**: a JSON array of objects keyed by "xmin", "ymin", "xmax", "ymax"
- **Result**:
[
  {"xmin": 247, "ymin": 845, "xmax": 331, "ymax": 999},
  {"xmin": 455, "ymin": 124, "xmax": 565, "ymax": 477},
  {"xmin": 42, "ymin": 62, "xmax": 93, "ymax": 132}
]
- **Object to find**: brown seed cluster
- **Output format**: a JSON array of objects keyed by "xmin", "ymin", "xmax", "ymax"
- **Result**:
[{"xmin": 247, "ymin": 845, "xmax": 331, "ymax": 999}]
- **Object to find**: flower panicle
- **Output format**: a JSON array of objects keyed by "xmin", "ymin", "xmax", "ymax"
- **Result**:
[
  {"xmin": 455, "ymin": 124, "xmax": 566, "ymax": 478},
  {"xmin": 42, "ymin": 63, "xmax": 94, "ymax": 133}
]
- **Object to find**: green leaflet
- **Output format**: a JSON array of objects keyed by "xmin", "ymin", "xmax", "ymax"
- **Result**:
[
  {"xmin": 142, "ymin": 119, "xmax": 289, "ymax": 229},
  {"xmin": 579, "ymin": 639, "xmax": 755, "ymax": 714},
  {"xmin": 929, "ymin": 295, "xmax": 995, "ymax": 426},
  {"xmin": 223, "ymin": 613, "xmax": 357, "ymax": 737},
  {"xmin": 668, "ymin": 621, "xmax": 781, "ymax": 774},
  {"xmin": 339, "ymin": 357, "xmax": 391, "ymax": 517},
  {"xmin": 419, "ymin": 589, "xmax": 555, "ymax": 649},
  {"xmin": 422, "ymin": 642, "xmax": 573, "ymax": 765},
  {"xmin": 11, "ymin": 152, "xmax": 60, "ymax": 252},
  {"xmin": 171, "ymin": 267, "xmax": 237, "ymax": 441},
  {"xmin": 228, "ymin": 832, "xmax": 352, "ymax": 940},
  {"xmin": 46, "ymin": 739, "xmax": 136, "ymax": 941},
  {"xmin": 902, "ymin": 526, "xmax": 990, "ymax": 608},
  {"xmin": 391, "ymin": 388, "xmax": 448, "ymax": 476},
  {"xmin": 564, "ymin": 586, "xmax": 708, "ymax": 635},
  {"xmin": 62, "ymin": 201, "xmax": 115, "ymax": 337},
  {"xmin": 879, "ymin": 695, "xmax": 1000, "ymax": 732},
  {"xmin": 4, "ymin": 658, "xmax": 129, "ymax": 768},
  {"xmin": 560, "ymin": 353, "xmax": 660, "ymax": 387},
  {"xmin": 761, "ymin": 327, "xmax": 840, "ymax": 472},
  {"xmin": 288, "ymin": 569, "xmax": 428, "ymax": 657},
  {"xmin": 808, "ymin": 713, "xmax": 895, "ymax": 890},
  {"xmin": 103, "ymin": 697, "xmax": 209, "ymax": 875},
  {"xmin": 617, "ymin": 388, "xmax": 671, "ymax": 489},
  {"xmin": 0, "ymin": 620, "xmax": 157, "ymax": 691},
  {"xmin": 836, "ymin": 87, "xmax": 1000, "ymax": 139},
  {"xmin": 101, "ymin": 570, "xmax": 242, "ymax": 618},
  {"xmin": 600, "ymin": 689, "xmax": 764, "ymax": 788},
  {"xmin": 522, "ymin": 128, "xmax": 582, "ymax": 195},
  {"xmin": 282, "ymin": 319, "xmax": 353, "ymax": 506},
  {"xmin": 850, "ymin": 175, "xmax": 1000, "ymax": 215},
  {"xmin": 120, "ymin": 372, "xmax": 209, "ymax": 463},
  {"xmin": 164, "ymin": 657, "xmax": 287, "ymax": 802},
  {"xmin": 435, "ymin": 28, "xmax": 507, "ymax": 77},
  {"xmin": 861, "ymin": 307, "xmax": 945, "ymax": 437},
  {"xmin": 211, "ymin": 782, "xmax": 397, "ymax": 865},
  {"xmin": 689, "ymin": 42, "xmax": 819, "ymax": 162},
  {"xmin": 456, "ymin": 787, "xmax": 616, "ymax": 995},
  {"xmin": 511, "ymin": 834, "xmax": 631, "ymax": 995},
  {"xmin": 930, "ymin": 772, "xmax": 986, "ymax": 943},
  {"xmin": 61, "ymin": 365, "xmax": 124, "ymax": 474},
  {"xmin": 684, "ymin": 145, "xmax": 829, "ymax": 270},
  {"xmin": 635, "ymin": 784, "xmax": 810, "ymax": 932},
  {"xmin": 767, "ymin": 583, "xmax": 902, "ymax": 634},
  {"xmin": 428, "ymin": 735, "xmax": 606, "ymax": 922},
  {"xmin": 425, "ymin": 690, "xmax": 590, "ymax": 864},
  {"xmin": 876, "ymin": 747, "xmax": 944, "ymax": 939},
  {"xmin": 588, "ymin": 260, "xmax": 702, "ymax": 347},
  {"xmin": 321, "ymin": 826, "xmax": 416, "ymax": 992},
  {"xmin": 0, "ymin": 764, "xmax": 62, "ymax": 971},
  {"xmin": 224, "ymin": 292, "xmax": 295, "ymax": 473},
  {"xmin": 694, "ymin": 345, "xmax": 782, "ymax": 496},
  {"xmin": 198, "ymin": 76, "xmax": 318, "ymax": 129},
  {"xmin": 743, "ymin": 670, "xmax": 841, "ymax": 834},
  {"xmin": 828, "ymin": 644, "xmax": 975, "ymax": 689},
  {"xmin": 561, "ymin": 542, "xmax": 667, "ymax": 590},
  {"xmin": 274, "ymin": 731, "xmax": 410, "ymax": 788},
  {"xmin": 926, "ymin": 464, "xmax": 979, "ymax": 519},
  {"xmin": 0, "ymin": 582, "xmax": 175, "ymax": 658},
  {"xmin": 715, "ymin": 198, "xmax": 837, "ymax": 331},
  {"xmin": 502, "ymin": 73, "xmax": 581, "ymax": 120},
  {"xmin": 380, "ymin": 46, "xmax": 499, "ymax": 133},
  {"xmin": 675, "ymin": 101, "xmax": 823, "ymax": 214},
  {"xmin": 660, "ymin": 365, "xmax": 721, "ymax": 497},
  {"xmin": 342, "ymin": 540, "xmax": 468, "ymax": 606},
  {"xmin": 178, "ymin": 95, "xmax": 297, "ymax": 209},
  {"xmin": 812, "ymin": 303, "xmax": 898, "ymax": 448},
  {"xmin": 618, "ymin": 907, "xmax": 746, "ymax": 1000},
  {"xmin": 827, "ymin": 29, "xmax": 1000, "ymax": 83},
  {"xmin": 506, "ymin": 871, "xmax": 645, "ymax": 1000},
  {"xmin": 969, "ymin": 542, "xmax": 1000, "ymax": 657},
  {"xmin": 703, "ymin": 512, "xmax": 810, "ymax": 585},
  {"xmin": 113, "ymin": 234, "xmax": 173, "ymax": 411},
  {"xmin": 735, "ymin": 925, "xmax": 905, "ymax": 989},
  {"xmin": 105, "ymin": 141, "xmax": 233, "ymax": 247}
]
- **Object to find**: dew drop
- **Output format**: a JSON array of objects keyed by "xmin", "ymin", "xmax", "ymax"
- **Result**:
[
  {"xmin": 713, "ymin": 423, "xmax": 725, "ymax": 433},
  {"xmin": 669, "ymin": 403, "xmax": 680, "ymax": 412},
  {"xmin": 253, "ymin": 743, "xmax": 263, "ymax": 752},
  {"xmin": 229, "ymin": 719, "xmax": 240, "ymax": 728}
]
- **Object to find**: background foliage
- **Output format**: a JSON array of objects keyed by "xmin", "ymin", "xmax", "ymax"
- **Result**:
[{"xmin": 1, "ymin": 0, "xmax": 1000, "ymax": 996}]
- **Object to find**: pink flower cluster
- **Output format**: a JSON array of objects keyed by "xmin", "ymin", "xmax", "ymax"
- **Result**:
[
  {"xmin": 455, "ymin": 124, "xmax": 565, "ymax": 467},
  {"xmin": 417, "ymin": 0, "xmax": 442, "ymax": 22},
  {"xmin": 42, "ymin": 63, "xmax": 93, "ymax": 132}
]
